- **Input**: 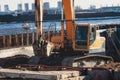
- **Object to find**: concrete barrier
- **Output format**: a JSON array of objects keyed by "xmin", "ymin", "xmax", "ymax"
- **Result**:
[{"xmin": 0, "ymin": 46, "xmax": 34, "ymax": 58}]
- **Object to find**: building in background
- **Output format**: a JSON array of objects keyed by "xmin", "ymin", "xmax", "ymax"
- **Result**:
[
  {"xmin": 4, "ymin": 4, "xmax": 9, "ymax": 12},
  {"xmin": 44, "ymin": 2, "xmax": 50, "ymax": 10},
  {"xmin": 47, "ymin": 8, "xmax": 57, "ymax": 14},
  {"xmin": 75, "ymin": 6, "xmax": 82, "ymax": 12},
  {"xmin": 98, "ymin": 6, "xmax": 120, "ymax": 12},
  {"xmin": 57, "ymin": 1, "xmax": 62, "ymax": 9},
  {"xmin": 0, "ymin": 4, "xmax": 11, "ymax": 15},
  {"xmin": 18, "ymin": 4, "xmax": 22, "ymax": 11},
  {"xmin": 14, "ymin": 4, "xmax": 23, "ymax": 15},
  {"xmin": 31, "ymin": 3, "xmax": 35, "ymax": 11},
  {"xmin": 0, "ymin": 5, "xmax": 1, "ymax": 12},
  {"xmin": 56, "ymin": 1, "xmax": 62, "ymax": 14},
  {"xmin": 25, "ymin": 3, "xmax": 29, "ymax": 12},
  {"xmin": 89, "ymin": 5, "xmax": 96, "ymax": 10}
]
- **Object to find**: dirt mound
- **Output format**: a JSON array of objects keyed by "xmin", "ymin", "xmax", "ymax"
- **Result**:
[
  {"xmin": 100, "ymin": 62, "xmax": 120, "ymax": 71},
  {"xmin": 0, "ymin": 55, "xmax": 30, "ymax": 68}
]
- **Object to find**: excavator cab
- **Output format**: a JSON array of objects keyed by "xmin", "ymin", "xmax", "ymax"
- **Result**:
[
  {"xmin": 73, "ymin": 24, "xmax": 96, "ymax": 51},
  {"xmin": 73, "ymin": 24, "xmax": 90, "ymax": 50}
]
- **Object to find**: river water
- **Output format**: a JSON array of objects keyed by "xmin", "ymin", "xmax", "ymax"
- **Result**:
[{"xmin": 0, "ymin": 16, "xmax": 120, "ymax": 35}]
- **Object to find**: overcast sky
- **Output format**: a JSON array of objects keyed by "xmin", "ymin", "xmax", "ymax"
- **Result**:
[{"xmin": 0, "ymin": 0, "xmax": 120, "ymax": 11}]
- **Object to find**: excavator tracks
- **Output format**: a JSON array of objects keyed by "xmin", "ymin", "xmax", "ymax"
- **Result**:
[{"xmin": 62, "ymin": 55, "xmax": 113, "ymax": 67}]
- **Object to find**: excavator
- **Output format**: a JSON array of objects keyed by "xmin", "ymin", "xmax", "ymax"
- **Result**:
[
  {"xmin": 32, "ymin": 0, "xmax": 113, "ymax": 67},
  {"xmin": 0, "ymin": 1, "xmax": 120, "ymax": 80}
]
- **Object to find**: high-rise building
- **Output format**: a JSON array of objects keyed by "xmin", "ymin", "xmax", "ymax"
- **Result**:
[
  {"xmin": 57, "ymin": 1, "xmax": 62, "ymax": 9},
  {"xmin": 25, "ymin": 3, "xmax": 29, "ymax": 12},
  {"xmin": 4, "ymin": 4, "xmax": 9, "ymax": 12},
  {"xmin": 56, "ymin": 1, "xmax": 62, "ymax": 14},
  {"xmin": 0, "ymin": 5, "xmax": 1, "ymax": 12},
  {"xmin": 18, "ymin": 4, "xmax": 22, "ymax": 11},
  {"xmin": 44, "ymin": 2, "xmax": 50, "ymax": 10},
  {"xmin": 32, "ymin": 3, "xmax": 35, "ymax": 11}
]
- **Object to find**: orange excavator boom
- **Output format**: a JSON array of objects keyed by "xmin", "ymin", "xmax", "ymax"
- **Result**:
[{"xmin": 62, "ymin": 0, "xmax": 75, "ymax": 40}]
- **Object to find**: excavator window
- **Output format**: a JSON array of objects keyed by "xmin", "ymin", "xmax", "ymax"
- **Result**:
[
  {"xmin": 75, "ymin": 26, "xmax": 88, "ymax": 41},
  {"xmin": 75, "ymin": 25, "xmax": 88, "ymax": 49}
]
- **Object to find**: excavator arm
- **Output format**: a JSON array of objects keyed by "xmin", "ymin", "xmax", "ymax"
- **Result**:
[
  {"xmin": 35, "ymin": 0, "xmax": 43, "ymax": 41},
  {"xmin": 62, "ymin": 0, "xmax": 75, "ymax": 40}
]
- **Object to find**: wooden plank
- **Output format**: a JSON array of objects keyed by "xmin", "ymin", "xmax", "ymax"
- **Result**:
[
  {"xmin": 32, "ymin": 33, "xmax": 35, "ymax": 44},
  {"xmin": 0, "ymin": 69, "xmax": 79, "ymax": 80},
  {"xmin": 3, "ymin": 36, "xmax": 5, "ymax": 48},
  {"xmin": 27, "ymin": 33, "xmax": 29, "ymax": 46},
  {"xmin": 9, "ymin": 35, "xmax": 12, "ymax": 47},
  {"xmin": 15, "ymin": 35, "xmax": 18, "ymax": 46},
  {"xmin": 21, "ymin": 34, "xmax": 24, "ymax": 46},
  {"xmin": 6, "ymin": 36, "xmax": 10, "ymax": 48}
]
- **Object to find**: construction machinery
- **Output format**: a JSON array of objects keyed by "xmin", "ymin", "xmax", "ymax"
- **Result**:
[
  {"xmin": 0, "ymin": 0, "xmax": 120, "ymax": 80},
  {"xmin": 32, "ymin": 0, "xmax": 113, "ymax": 67}
]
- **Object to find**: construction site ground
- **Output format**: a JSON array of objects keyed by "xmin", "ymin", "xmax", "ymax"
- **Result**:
[{"xmin": 0, "ymin": 46, "xmax": 120, "ymax": 80}]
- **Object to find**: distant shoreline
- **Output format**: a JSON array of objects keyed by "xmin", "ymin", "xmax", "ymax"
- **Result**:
[{"xmin": 0, "ymin": 12, "xmax": 120, "ymax": 23}]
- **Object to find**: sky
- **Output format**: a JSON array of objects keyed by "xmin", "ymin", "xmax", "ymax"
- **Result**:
[{"xmin": 0, "ymin": 0, "xmax": 120, "ymax": 11}]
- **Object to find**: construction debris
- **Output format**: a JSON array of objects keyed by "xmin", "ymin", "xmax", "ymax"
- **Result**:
[{"xmin": 0, "ymin": 69, "xmax": 79, "ymax": 80}]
